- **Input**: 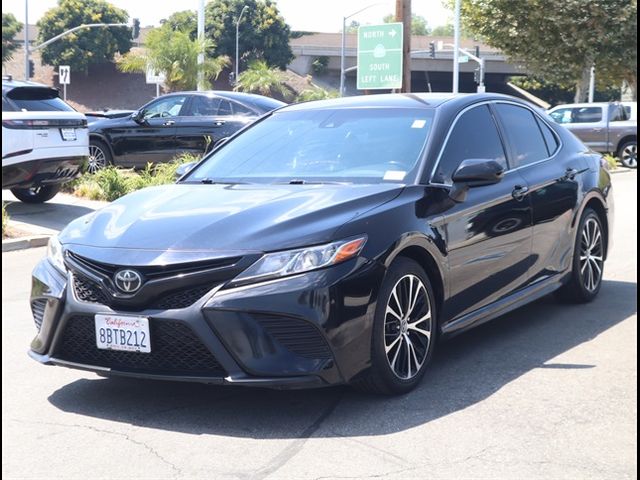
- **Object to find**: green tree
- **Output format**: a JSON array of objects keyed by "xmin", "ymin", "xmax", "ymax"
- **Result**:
[
  {"xmin": 37, "ymin": 0, "xmax": 132, "ymax": 73},
  {"xmin": 344, "ymin": 20, "xmax": 360, "ymax": 34},
  {"xmin": 383, "ymin": 13, "xmax": 431, "ymax": 35},
  {"xmin": 2, "ymin": 13, "xmax": 23, "ymax": 64},
  {"xmin": 163, "ymin": 0, "xmax": 293, "ymax": 70},
  {"xmin": 297, "ymin": 86, "xmax": 339, "ymax": 102},
  {"xmin": 234, "ymin": 59, "xmax": 290, "ymax": 98},
  {"xmin": 431, "ymin": 23, "xmax": 474, "ymax": 38},
  {"xmin": 457, "ymin": 0, "xmax": 637, "ymax": 101},
  {"xmin": 117, "ymin": 25, "xmax": 229, "ymax": 91}
]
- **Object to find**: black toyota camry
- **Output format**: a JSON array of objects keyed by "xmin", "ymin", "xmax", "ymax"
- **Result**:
[{"xmin": 30, "ymin": 93, "xmax": 613, "ymax": 394}]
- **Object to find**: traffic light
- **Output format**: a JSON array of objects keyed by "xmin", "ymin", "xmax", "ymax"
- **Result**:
[
  {"xmin": 131, "ymin": 18, "xmax": 140, "ymax": 40},
  {"xmin": 429, "ymin": 42, "xmax": 436, "ymax": 59},
  {"xmin": 28, "ymin": 60, "xmax": 35, "ymax": 78},
  {"xmin": 473, "ymin": 67, "xmax": 481, "ymax": 84}
]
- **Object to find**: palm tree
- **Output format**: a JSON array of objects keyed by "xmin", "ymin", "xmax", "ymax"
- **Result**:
[
  {"xmin": 117, "ymin": 27, "xmax": 229, "ymax": 91},
  {"xmin": 234, "ymin": 60, "xmax": 290, "ymax": 98}
]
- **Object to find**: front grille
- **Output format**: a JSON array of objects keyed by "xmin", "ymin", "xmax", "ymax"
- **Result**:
[
  {"xmin": 31, "ymin": 299, "xmax": 47, "ymax": 331},
  {"xmin": 255, "ymin": 314, "xmax": 333, "ymax": 361},
  {"xmin": 72, "ymin": 273, "xmax": 212, "ymax": 310},
  {"xmin": 156, "ymin": 285, "xmax": 214, "ymax": 310},
  {"xmin": 56, "ymin": 316, "xmax": 226, "ymax": 376},
  {"xmin": 73, "ymin": 274, "xmax": 110, "ymax": 305}
]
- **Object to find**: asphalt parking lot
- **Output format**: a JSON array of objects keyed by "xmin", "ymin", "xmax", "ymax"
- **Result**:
[{"xmin": 2, "ymin": 171, "xmax": 637, "ymax": 480}]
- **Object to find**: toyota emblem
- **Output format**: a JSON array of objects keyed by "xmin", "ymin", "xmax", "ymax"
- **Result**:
[{"xmin": 114, "ymin": 269, "xmax": 143, "ymax": 293}]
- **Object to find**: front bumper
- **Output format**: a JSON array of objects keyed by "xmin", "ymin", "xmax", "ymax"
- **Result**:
[{"xmin": 29, "ymin": 256, "xmax": 384, "ymax": 388}]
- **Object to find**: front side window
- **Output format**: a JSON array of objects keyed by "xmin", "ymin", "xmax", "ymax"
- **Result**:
[
  {"xmin": 494, "ymin": 104, "xmax": 549, "ymax": 167},
  {"xmin": 433, "ymin": 105, "xmax": 507, "ymax": 185},
  {"xmin": 186, "ymin": 108, "xmax": 435, "ymax": 184},
  {"xmin": 142, "ymin": 95, "xmax": 188, "ymax": 119},
  {"xmin": 549, "ymin": 108, "xmax": 573, "ymax": 124}
]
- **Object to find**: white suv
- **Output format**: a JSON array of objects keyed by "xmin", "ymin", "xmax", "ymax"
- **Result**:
[{"xmin": 2, "ymin": 78, "xmax": 89, "ymax": 203}]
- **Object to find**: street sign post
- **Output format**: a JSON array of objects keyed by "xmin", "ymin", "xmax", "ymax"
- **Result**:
[
  {"xmin": 58, "ymin": 65, "xmax": 70, "ymax": 101},
  {"xmin": 146, "ymin": 68, "xmax": 166, "ymax": 97},
  {"xmin": 357, "ymin": 23, "xmax": 403, "ymax": 91}
]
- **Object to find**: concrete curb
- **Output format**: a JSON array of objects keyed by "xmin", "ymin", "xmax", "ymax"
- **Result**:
[
  {"xmin": 611, "ymin": 168, "xmax": 634, "ymax": 175},
  {"xmin": 2, "ymin": 235, "xmax": 50, "ymax": 252}
]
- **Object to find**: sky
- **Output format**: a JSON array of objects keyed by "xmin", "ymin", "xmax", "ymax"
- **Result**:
[{"xmin": 2, "ymin": 0, "xmax": 454, "ymax": 32}]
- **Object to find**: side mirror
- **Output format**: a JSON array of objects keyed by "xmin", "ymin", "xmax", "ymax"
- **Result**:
[
  {"xmin": 175, "ymin": 161, "xmax": 197, "ymax": 181},
  {"xmin": 449, "ymin": 159, "xmax": 504, "ymax": 202},
  {"xmin": 131, "ymin": 110, "xmax": 145, "ymax": 124}
]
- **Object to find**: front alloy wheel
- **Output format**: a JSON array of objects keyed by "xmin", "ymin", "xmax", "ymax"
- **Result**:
[
  {"xmin": 88, "ymin": 144, "xmax": 108, "ymax": 173},
  {"xmin": 384, "ymin": 274, "xmax": 432, "ymax": 380}
]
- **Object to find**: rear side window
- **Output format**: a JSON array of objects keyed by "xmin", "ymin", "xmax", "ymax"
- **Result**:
[
  {"xmin": 190, "ymin": 96, "xmax": 221, "ymax": 116},
  {"xmin": 433, "ymin": 105, "xmax": 507, "ymax": 184},
  {"xmin": 218, "ymin": 100, "xmax": 233, "ymax": 116},
  {"xmin": 494, "ymin": 104, "xmax": 549, "ymax": 167},
  {"xmin": 231, "ymin": 101, "xmax": 255, "ymax": 116},
  {"xmin": 536, "ymin": 117, "xmax": 559, "ymax": 156},
  {"xmin": 2, "ymin": 96, "xmax": 14, "ymax": 112},
  {"xmin": 6, "ymin": 87, "xmax": 75, "ymax": 112},
  {"xmin": 573, "ymin": 107, "xmax": 602, "ymax": 123}
]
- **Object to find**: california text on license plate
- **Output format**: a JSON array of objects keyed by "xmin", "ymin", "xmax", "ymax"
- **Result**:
[
  {"xmin": 60, "ymin": 128, "xmax": 77, "ymax": 141},
  {"xmin": 95, "ymin": 314, "xmax": 151, "ymax": 353}
]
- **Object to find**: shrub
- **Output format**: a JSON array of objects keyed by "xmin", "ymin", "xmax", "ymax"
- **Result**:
[
  {"xmin": 296, "ymin": 87, "xmax": 340, "ymax": 102},
  {"xmin": 2, "ymin": 202, "xmax": 8, "ymax": 237},
  {"xmin": 603, "ymin": 154, "xmax": 618, "ymax": 170}
]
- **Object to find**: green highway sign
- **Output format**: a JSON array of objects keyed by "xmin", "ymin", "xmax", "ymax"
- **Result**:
[
  {"xmin": 357, "ymin": 23, "xmax": 403, "ymax": 90},
  {"xmin": 458, "ymin": 55, "xmax": 470, "ymax": 63}
]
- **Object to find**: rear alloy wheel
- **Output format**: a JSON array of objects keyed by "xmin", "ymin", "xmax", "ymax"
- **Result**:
[
  {"xmin": 88, "ymin": 140, "xmax": 112, "ymax": 173},
  {"xmin": 352, "ymin": 257, "xmax": 436, "ymax": 394},
  {"xmin": 11, "ymin": 184, "xmax": 61, "ymax": 203},
  {"xmin": 556, "ymin": 208, "xmax": 605, "ymax": 303},
  {"xmin": 619, "ymin": 141, "xmax": 637, "ymax": 169}
]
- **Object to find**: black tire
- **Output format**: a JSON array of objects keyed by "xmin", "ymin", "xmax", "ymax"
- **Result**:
[
  {"xmin": 618, "ymin": 140, "xmax": 637, "ymax": 169},
  {"xmin": 352, "ymin": 257, "xmax": 437, "ymax": 395},
  {"xmin": 11, "ymin": 184, "xmax": 61, "ymax": 203},
  {"xmin": 88, "ymin": 139, "xmax": 113, "ymax": 173},
  {"xmin": 556, "ymin": 208, "xmax": 606, "ymax": 303}
]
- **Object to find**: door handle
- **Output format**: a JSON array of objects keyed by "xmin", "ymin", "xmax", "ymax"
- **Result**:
[
  {"xmin": 563, "ymin": 168, "xmax": 579, "ymax": 181},
  {"xmin": 213, "ymin": 121, "xmax": 226, "ymax": 127},
  {"xmin": 163, "ymin": 120, "xmax": 175, "ymax": 126},
  {"xmin": 512, "ymin": 185, "xmax": 529, "ymax": 201}
]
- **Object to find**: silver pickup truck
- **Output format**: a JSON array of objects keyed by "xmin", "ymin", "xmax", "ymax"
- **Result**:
[{"xmin": 548, "ymin": 102, "xmax": 637, "ymax": 168}]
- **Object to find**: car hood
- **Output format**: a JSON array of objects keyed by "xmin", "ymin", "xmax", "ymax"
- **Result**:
[{"xmin": 60, "ymin": 183, "xmax": 404, "ymax": 256}]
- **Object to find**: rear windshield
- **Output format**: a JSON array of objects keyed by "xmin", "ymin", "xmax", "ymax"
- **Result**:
[{"xmin": 6, "ymin": 87, "xmax": 75, "ymax": 112}]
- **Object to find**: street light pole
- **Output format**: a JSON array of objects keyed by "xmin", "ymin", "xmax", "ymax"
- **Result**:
[
  {"xmin": 235, "ymin": 6, "xmax": 249, "ymax": 85},
  {"xmin": 588, "ymin": 65, "xmax": 596, "ymax": 103},
  {"xmin": 453, "ymin": 0, "xmax": 461, "ymax": 93},
  {"xmin": 339, "ymin": 2, "xmax": 384, "ymax": 97},
  {"xmin": 197, "ymin": 0, "xmax": 205, "ymax": 91},
  {"xmin": 24, "ymin": 0, "xmax": 29, "ymax": 80}
]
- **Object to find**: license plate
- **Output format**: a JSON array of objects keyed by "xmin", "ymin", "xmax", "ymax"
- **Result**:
[
  {"xmin": 60, "ymin": 128, "xmax": 77, "ymax": 141},
  {"xmin": 95, "ymin": 314, "xmax": 151, "ymax": 353}
]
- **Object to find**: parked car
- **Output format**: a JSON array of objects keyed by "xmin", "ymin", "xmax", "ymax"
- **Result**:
[
  {"xmin": 87, "ymin": 91, "xmax": 285, "ymax": 173},
  {"xmin": 84, "ymin": 109, "xmax": 136, "ymax": 122},
  {"xmin": 2, "ymin": 78, "xmax": 88, "ymax": 203},
  {"xmin": 548, "ymin": 102, "xmax": 637, "ymax": 168},
  {"xmin": 622, "ymin": 101, "xmax": 637, "ymax": 122},
  {"xmin": 30, "ymin": 93, "xmax": 613, "ymax": 394}
]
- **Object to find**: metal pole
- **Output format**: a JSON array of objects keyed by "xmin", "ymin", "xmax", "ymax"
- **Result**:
[
  {"xmin": 197, "ymin": 0, "xmax": 205, "ymax": 91},
  {"xmin": 24, "ymin": 0, "xmax": 29, "ymax": 80},
  {"xmin": 453, "ymin": 0, "xmax": 461, "ymax": 93},
  {"xmin": 340, "ymin": 16, "xmax": 346, "ymax": 96},
  {"xmin": 63, "ymin": 83, "xmax": 67, "ymax": 101},
  {"xmin": 396, "ymin": 0, "xmax": 411, "ymax": 93},
  {"xmin": 588, "ymin": 65, "xmax": 596, "ymax": 103},
  {"xmin": 235, "ymin": 6, "xmax": 249, "ymax": 85},
  {"xmin": 477, "ymin": 57, "xmax": 485, "ymax": 93},
  {"xmin": 156, "ymin": 82, "xmax": 160, "ymax": 98}
]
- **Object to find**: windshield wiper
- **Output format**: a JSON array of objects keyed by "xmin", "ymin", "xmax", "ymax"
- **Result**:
[
  {"xmin": 197, "ymin": 178, "xmax": 250, "ymax": 185},
  {"xmin": 276, "ymin": 179, "xmax": 352, "ymax": 185}
]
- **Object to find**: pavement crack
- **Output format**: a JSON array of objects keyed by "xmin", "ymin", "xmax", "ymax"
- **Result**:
[
  {"xmin": 249, "ymin": 392, "xmax": 344, "ymax": 480},
  {"xmin": 10, "ymin": 418, "xmax": 182, "ymax": 478}
]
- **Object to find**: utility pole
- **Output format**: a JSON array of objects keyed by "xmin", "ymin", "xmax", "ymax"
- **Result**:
[
  {"xmin": 453, "ymin": 0, "xmax": 461, "ymax": 93},
  {"xmin": 395, "ymin": 0, "xmax": 411, "ymax": 92},
  {"xmin": 197, "ymin": 0, "xmax": 205, "ymax": 91},
  {"xmin": 24, "ymin": 0, "xmax": 29, "ymax": 80},
  {"xmin": 588, "ymin": 65, "xmax": 596, "ymax": 103},
  {"xmin": 235, "ymin": 5, "xmax": 249, "ymax": 86}
]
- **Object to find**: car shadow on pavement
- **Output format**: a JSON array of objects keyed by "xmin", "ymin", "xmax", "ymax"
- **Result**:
[
  {"xmin": 48, "ymin": 279, "xmax": 637, "ymax": 438},
  {"xmin": 4, "ymin": 199, "xmax": 95, "ymax": 233}
]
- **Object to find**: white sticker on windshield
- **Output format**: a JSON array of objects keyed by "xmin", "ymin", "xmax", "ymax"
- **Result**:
[
  {"xmin": 384, "ymin": 170, "xmax": 406, "ymax": 181},
  {"xmin": 411, "ymin": 119, "xmax": 427, "ymax": 129}
]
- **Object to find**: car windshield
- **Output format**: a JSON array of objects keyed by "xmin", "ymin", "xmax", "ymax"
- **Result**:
[{"xmin": 186, "ymin": 108, "xmax": 434, "ymax": 184}]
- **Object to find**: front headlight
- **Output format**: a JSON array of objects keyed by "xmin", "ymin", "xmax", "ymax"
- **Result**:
[
  {"xmin": 233, "ymin": 236, "xmax": 367, "ymax": 284},
  {"xmin": 47, "ymin": 235, "xmax": 66, "ymax": 272}
]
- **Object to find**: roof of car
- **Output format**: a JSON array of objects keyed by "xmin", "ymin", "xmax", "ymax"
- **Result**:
[
  {"xmin": 279, "ymin": 92, "xmax": 526, "ymax": 112},
  {"xmin": 549, "ymin": 102, "xmax": 622, "ymax": 110},
  {"xmin": 2, "ymin": 79, "xmax": 53, "ymax": 92}
]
